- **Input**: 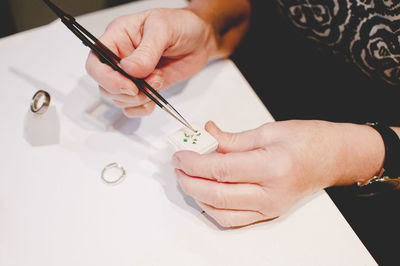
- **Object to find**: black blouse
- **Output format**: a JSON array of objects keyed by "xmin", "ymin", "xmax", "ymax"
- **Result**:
[
  {"xmin": 277, "ymin": 0, "xmax": 400, "ymax": 86},
  {"xmin": 232, "ymin": 1, "xmax": 399, "ymax": 126}
]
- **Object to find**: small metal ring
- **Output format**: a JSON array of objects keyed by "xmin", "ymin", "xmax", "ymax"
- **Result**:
[
  {"xmin": 101, "ymin": 162, "xmax": 126, "ymax": 184},
  {"xmin": 31, "ymin": 90, "xmax": 51, "ymax": 114}
]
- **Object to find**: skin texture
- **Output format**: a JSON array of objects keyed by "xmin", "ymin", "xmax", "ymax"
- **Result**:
[{"xmin": 85, "ymin": 0, "xmax": 400, "ymax": 228}]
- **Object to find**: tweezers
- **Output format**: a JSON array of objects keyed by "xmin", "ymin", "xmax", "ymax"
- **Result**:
[{"xmin": 42, "ymin": 0, "xmax": 196, "ymax": 132}]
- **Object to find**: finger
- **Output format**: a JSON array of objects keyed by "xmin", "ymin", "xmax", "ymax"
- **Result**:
[
  {"xmin": 100, "ymin": 86, "xmax": 151, "ymax": 106},
  {"xmin": 86, "ymin": 51, "xmax": 138, "ymax": 96},
  {"xmin": 112, "ymin": 100, "xmax": 133, "ymax": 109},
  {"xmin": 120, "ymin": 20, "xmax": 170, "ymax": 78},
  {"xmin": 145, "ymin": 55, "xmax": 208, "ymax": 90},
  {"xmin": 143, "ymin": 69, "xmax": 165, "ymax": 92},
  {"xmin": 122, "ymin": 102, "xmax": 156, "ymax": 118},
  {"xmin": 102, "ymin": 16, "xmax": 141, "ymax": 59},
  {"xmin": 175, "ymin": 169, "xmax": 267, "ymax": 211},
  {"xmin": 197, "ymin": 201, "xmax": 267, "ymax": 228},
  {"xmin": 205, "ymin": 121, "xmax": 266, "ymax": 153},
  {"xmin": 173, "ymin": 149, "xmax": 269, "ymax": 183}
]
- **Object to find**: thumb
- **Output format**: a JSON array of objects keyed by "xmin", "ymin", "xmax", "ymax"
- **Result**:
[
  {"xmin": 205, "ymin": 121, "xmax": 265, "ymax": 153},
  {"xmin": 120, "ymin": 25, "xmax": 169, "ymax": 78}
]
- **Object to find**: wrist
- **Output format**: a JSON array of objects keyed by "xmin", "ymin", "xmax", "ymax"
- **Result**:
[
  {"xmin": 182, "ymin": 7, "xmax": 220, "ymax": 61},
  {"xmin": 391, "ymin": 127, "xmax": 400, "ymax": 189},
  {"xmin": 355, "ymin": 123, "xmax": 400, "ymax": 195},
  {"xmin": 332, "ymin": 123, "xmax": 385, "ymax": 187},
  {"xmin": 186, "ymin": 0, "xmax": 251, "ymax": 60}
]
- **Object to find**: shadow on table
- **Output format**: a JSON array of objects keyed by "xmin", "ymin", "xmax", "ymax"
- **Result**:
[
  {"xmin": 10, "ymin": 67, "xmax": 177, "ymax": 148},
  {"xmin": 23, "ymin": 106, "xmax": 61, "ymax": 146},
  {"xmin": 151, "ymin": 146, "xmax": 324, "ymax": 231},
  {"xmin": 151, "ymin": 159, "xmax": 231, "ymax": 230}
]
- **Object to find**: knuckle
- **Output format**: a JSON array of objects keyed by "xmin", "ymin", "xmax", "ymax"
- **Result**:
[
  {"xmin": 143, "ymin": 102, "xmax": 156, "ymax": 113},
  {"xmin": 130, "ymin": 94, "xmax": 145, "ymax": 105},
  {"xmin": 258, "ymin": 200, "xmax": 271, "ymax": 217},
  {"xmin": 183, "ymin": 163, "xmax": 195, "ymax": 177},
  {"xmin": 139, "ymin": 45, "xmax": 156, "ymax": 62},
  {"xmin": 149, "ymin": 70, "xmax": 164, "ymax": 90},
  {"xmin": 107, "ymin": 16, "xmax": 125, "ymax": 30},
  {"xmin": 145, "ymin": 101, "xmax": 156, "ymax": 109},
  {"xmin": 212, "ymin": 159, "xmax": 230, "ymax": 182},
  {"xmin": 255, "ymin": 190, "xmax": 269, "ymax": 214},
  {"xmin": 211, "ymin": 183, "xmax": 227, "ymax": 209},
  {"xmin": 148, "ymin": 9, "xmax": 169, "ymax": 24},
  {"xmin": 149, "ymin": 8, "xmax": 164, "ymax": 17}
]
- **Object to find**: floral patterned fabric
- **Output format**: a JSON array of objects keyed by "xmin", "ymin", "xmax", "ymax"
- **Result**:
[{"xmin": 277, "ymin": 0, "xmax": 400, "ymax": 85}]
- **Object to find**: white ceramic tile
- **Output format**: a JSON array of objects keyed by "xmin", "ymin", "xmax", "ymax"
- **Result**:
[{"xmin": 168, "ymin": 124, "xmax": 218, "ymax": 154}]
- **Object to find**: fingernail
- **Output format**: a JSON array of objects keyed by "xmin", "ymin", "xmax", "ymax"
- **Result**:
[
  {"xmin": 127, "ymin": 90, "xmax": 137, "ymax": 96},
  {"xmin": 120, "ymin": 88, "xmax": 136, "ymax": 96},
  {"xmin": 144, "ymin": 101, "xmax": 153, "ymax": 108},
  {"xmin": 205, "ymin": 121, "xmax": 218, "ymax": 135}
]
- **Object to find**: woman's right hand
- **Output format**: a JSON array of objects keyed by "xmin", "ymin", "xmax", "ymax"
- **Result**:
[{"xmin": 85, "ymin": 8, "xmax": 218, "ymax": 118}]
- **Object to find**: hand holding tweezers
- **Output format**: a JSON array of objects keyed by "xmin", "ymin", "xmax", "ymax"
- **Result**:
[{"xmin": 42, "ymin": 0, "xmax": 196, "ymax": 132}]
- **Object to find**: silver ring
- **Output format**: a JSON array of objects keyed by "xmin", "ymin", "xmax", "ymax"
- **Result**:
[
  {"xmin": 31, "ymin": 90, "xmax": 51, "ymax": 114},
  {"xmin": 101, "ymin": 162, "xmax": 126, "ymax": 184}
]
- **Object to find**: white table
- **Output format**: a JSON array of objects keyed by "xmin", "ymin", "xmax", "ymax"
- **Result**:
[{"xmin": 0, "ymin": 0, "xmax": 376, "ymax": 265}]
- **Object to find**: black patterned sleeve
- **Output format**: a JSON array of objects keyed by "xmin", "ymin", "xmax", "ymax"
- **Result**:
[{"xmin": 277, "ymin": 0, "xmax": 400, "ymax": 86}]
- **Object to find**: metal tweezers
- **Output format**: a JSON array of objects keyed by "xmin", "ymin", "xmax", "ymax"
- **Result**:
[{"xmin": 42, "ymin": 0, "xmax": 196, "ymax": 132}]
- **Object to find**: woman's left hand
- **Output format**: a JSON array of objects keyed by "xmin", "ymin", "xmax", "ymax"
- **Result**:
[{"xmin": 172, "ymin": 120, "xmax": 385, "ymax": 228}]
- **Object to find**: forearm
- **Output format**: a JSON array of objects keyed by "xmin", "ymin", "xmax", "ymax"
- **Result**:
[{"xmin": 186, "ymin": 0, "xmax": 251, "ymax": 60}]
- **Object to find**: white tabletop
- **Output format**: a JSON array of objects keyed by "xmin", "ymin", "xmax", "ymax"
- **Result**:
[{"xmin": 0, "ymin": 0, "xmax": 376, "ymax": 265}]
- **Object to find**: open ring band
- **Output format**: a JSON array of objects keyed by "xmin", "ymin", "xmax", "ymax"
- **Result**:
[
  {"xmin": 101, "ymin": 162, "xmax": 126, "ymax": 184},
  {"xmin": 31, "ymin": 90, "xmax": 51, "ymax": 114}
]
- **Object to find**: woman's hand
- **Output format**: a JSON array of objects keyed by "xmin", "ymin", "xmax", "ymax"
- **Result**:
[
  {"xmin": 86, "ymin": 8, "xmax": 218, "ymax": 118},
  {"xmin": 173, "ymin": 120, "xmax": 385, "ymax": 228}
]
